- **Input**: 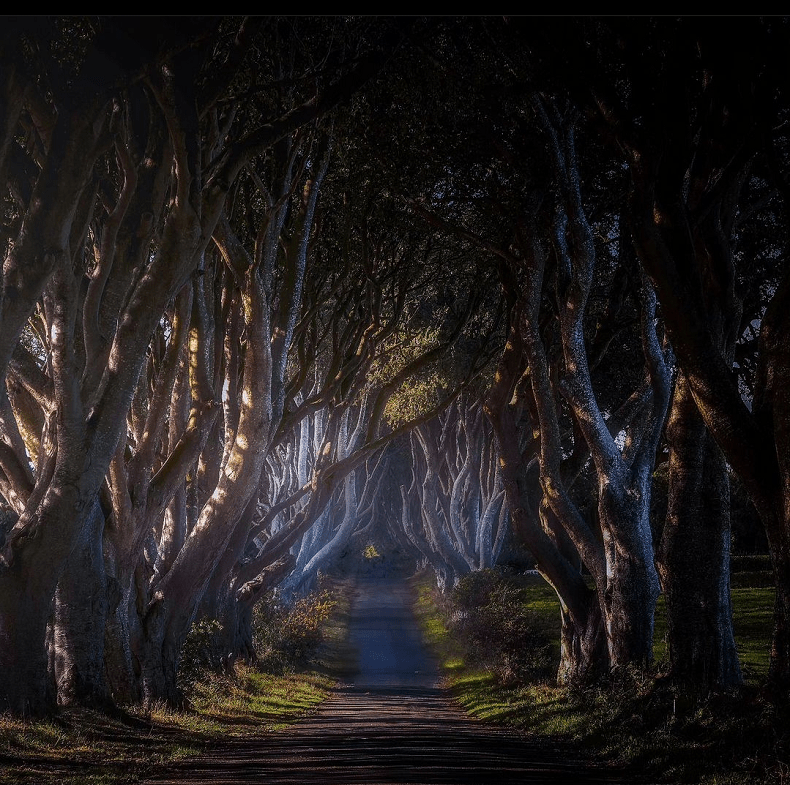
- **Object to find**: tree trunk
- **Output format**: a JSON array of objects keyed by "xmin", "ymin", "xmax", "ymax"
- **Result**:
[
  {"xmin": 557, "ymin": 588, "xmax": 607, "ymax": 684},
  {"xmin": 598, "ymin": 478, "xmax": 661, "ymax": 669},
  {"xmin": 658, "ymin": 373, "xmax": 742, "ymax": 689},
  {"xmin": 139, "ymin": 600, "xmax": 186, "ymax": 709},
  {"xmin": 103, "ymin": 577, "xmax": 139, "ymax": 705},
  {"xmin": 766, "ymin": 525, "xmax": 790, "ymax": 691},
  {"xmin": 0, "ymin": 568, "xmax": 55, "ymax": 716},
  {"xmin": 205, "ymin": 593, "xmax": 257, "ymax": 668},
  {"xmin": 231, "ymin": 554, "xmax": 297, "ymax": 660},
  {"xmin": 484, "ymin": 324, "xmax": 612, "ymax": 683},
  {"xmin": 52, "ymin": 499, "xmax": 112, "ymax": 708},
  {"xmin": 0, "ymin": 478, "xmax": 99, "ymax": 715}
]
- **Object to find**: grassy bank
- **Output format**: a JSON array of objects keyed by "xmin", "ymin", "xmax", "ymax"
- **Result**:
[
  {"xmin": 0, "ymin": 667, "xmax": 334, "ymax": 785},
  {"xmin": 0, "ymin": 581, "xmax": 354, "ymax": 784},
  {"xmin": 412, "ymin": 568, "xmax": 787, "ymax": 785}
]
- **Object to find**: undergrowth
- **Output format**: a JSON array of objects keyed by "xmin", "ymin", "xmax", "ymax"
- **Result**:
[{"xmin": 253, "ymin": 586, "xmax": 338, "ymax": 673}]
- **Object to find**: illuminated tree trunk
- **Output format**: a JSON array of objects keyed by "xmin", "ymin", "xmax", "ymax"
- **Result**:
[
  {"xmin": 598, "ymin": 480, "xmax": 661, "ymax": 668},
  {"xmin": 557, "ymin": 591, "xmax": 607, "ymax": 684},
  {"xmin": 485, "ymin": 328, "xmax": 609, "ymax": 683},
  {"xmin": 399, "ymin": 398, "xmax": 509, "ymax": 589}
]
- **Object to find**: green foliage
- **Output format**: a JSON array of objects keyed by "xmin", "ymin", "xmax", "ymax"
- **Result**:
[
  {"xmin": 412, "ymin": 570, "xmax": 467, "ymax": 675},
  {"xmin": 178, "ymin": 618, "xmax": 225, "ymax": 694},
  {"xmin": 383, "ymin": 370, "xmax": 445, "ymax": 426},
  {"xmin": 448, "ymin": 569, "xmax": 557, "ymax": 685},
  {"xmin": 253, "ymin": 588, "xmax": 338, "ymax": 673}
]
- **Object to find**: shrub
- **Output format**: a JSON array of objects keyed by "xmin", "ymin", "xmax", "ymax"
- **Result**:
[
  {"xmin": 449, "ymin": 569, "xmax": 556, "ymax": 685},
  {"xmin": 253, "ymin": 588, "xmax": 337, "ymax": 673},
  {"xmin": 179, "ymin": 618, "xmax": 225, "ymax": 693}
]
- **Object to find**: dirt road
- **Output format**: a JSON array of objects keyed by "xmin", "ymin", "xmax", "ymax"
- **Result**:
[{"xmin": 147, "ymin": 576, "xmax": 634, "ymax": 784}]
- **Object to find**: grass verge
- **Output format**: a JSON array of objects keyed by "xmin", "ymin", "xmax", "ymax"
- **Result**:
[
  {"xmin": 412, "ymin": 568, "xmax": 788, "ymax": 785},
  {"xmin": 0, "ymin": 666, "xmax": 333, "ymax": 784},
  {"xmin": 0, "ymin": 581, "xmax": 354, "ymax": 785}
]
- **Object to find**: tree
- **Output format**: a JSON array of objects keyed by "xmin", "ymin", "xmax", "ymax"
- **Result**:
[
  {"xmin": 530, "ymin": 16, "xmax": 789, "ymax": 691},
  {"xmin": 0, "ymin": 15, "xmax": 411, "ymax": 714},
  {"xmin": 0, "ymin": 16, "xmax": 217, "ymax": 715},
  {"xmin": 397, "ymin": 394, "xmax": 508, "ymax": 590}
]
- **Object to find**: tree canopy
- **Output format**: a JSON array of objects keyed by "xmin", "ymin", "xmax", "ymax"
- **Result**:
[{"xmin": 0, "ymin": 15, "xmax": 789, "ymax": 716}]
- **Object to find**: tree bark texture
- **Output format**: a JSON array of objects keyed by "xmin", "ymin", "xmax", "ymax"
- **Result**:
[
  {"xmin": 658, "ymin": 373, "xmax": 742, "ymax": 688},
  {"xmin": 52, "ymin": 499, "xmax": 111, "ymax": 708}
]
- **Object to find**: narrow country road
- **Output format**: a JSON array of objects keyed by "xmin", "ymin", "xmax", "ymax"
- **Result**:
[{"xmin": 147, "ymin": 576, "xmax": 635, "ymax": 785}]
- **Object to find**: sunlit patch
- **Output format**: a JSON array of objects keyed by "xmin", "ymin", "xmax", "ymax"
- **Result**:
[{"xmin": 224, "ymin": 454, "xmax": 244, "ymax": 481}]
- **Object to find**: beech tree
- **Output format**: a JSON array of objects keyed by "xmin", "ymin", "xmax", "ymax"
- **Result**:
[
  {"xmin": 521, "ymin": 16, "xmax": 789, "ymax": 690},
  {"xmin": 3, "ymin": 14, "xmax": 789, "ymax": 717},
  {"xmin": 0, "ymin": 17, "xmax": 219, "ymax": 715},
  {"xmin": 617, "ymin": 20, "xmax": 790, "ymax": 692},
  {"xmin": 277, "ymin": 402, "xmax": 389, "ymax": 598},
  {"xmin": 399, "ymin": 16, "xmax": 758, "ymax": 688},
  {"xmin": 242, "ymin": 229, "xmax": 495, "ymax": 581},
  {"xmin": 0, "ymin": 15, "xmax": 411, "ymax": 714},
  {"xmin": 170, "ymin": 146, "xmax": 496, "ymax": 684},
  {"xmin": 405, "ymin": 67, "xmax": 673, "ymax": 677}
]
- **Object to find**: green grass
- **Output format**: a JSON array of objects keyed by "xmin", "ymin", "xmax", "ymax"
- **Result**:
[
  {"xmin": 652, "ymin": 586, "xmax": 775, "ymax": 685},
  {"xmin": 732, "ymin": 587, "xmax": 775, "ymax": 682},
  {"xmin": 0, "ymin": 664, "xmax": 334, "ymax": 785},
  {"xmin": 0, "ymin": 581, "xmax": 355, "ymax": 785},
  {"xmin": 153, "ymin": 664, "xmax": 333, "ymax": 733},
  {"xmin": 412, "ymin": 567, "xmax": 785, "ymax": 785}
]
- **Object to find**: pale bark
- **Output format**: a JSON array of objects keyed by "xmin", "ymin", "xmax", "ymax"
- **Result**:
[
  {"xmin": 564, "ymin": 17, "xmax": 790, "ymax": 690},
  {"xmin": 484, "ymin": 309, "xmax": 609, "ymax": 682},
  {"xmin": 0, "ymin": 17, "xmax": 415, "ymax": 715},
  {"xmin": 0, "ymin": 63, "xmax": 118, "ymax": 714},
  {"xmin": 399, "ymin": 398, "xmax": 509, "ymax": 589},
  {"xmin": 534, "ymin": 101, "xmax": 671, "ymax": 668},
  {"xmin": 132, "ymin": 132, "xmax": 327, "ymax": 705}
]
